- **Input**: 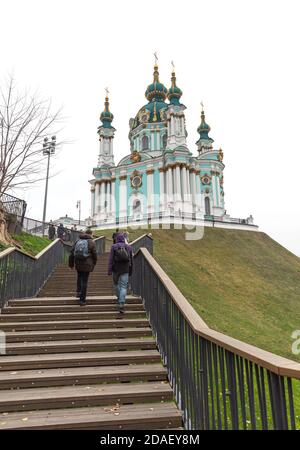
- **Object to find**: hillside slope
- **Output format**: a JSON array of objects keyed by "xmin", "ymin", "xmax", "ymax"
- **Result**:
[{"xmin": 99, "ymin": 227, "xmax": 300, "ymax": 361}]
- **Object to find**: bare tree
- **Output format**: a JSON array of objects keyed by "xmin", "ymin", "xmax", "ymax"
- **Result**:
[{"xmin": 0, "ymin": 76, "xmax": 63, "ymax": 243}]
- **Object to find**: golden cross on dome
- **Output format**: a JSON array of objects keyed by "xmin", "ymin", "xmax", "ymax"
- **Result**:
[
  {"xmin": 201, "ymin": 101, "xmax": 204, "ymax": 111},
  {"xmin": 154, "ymin": 52, "xmax": 158, "ymax": 65},
  {"xmin": 171, "ymin": 60, "xmax": 175, "ymax": 70},
  {"xmin": 105, "ymin": 87, "xmax": 109, "ymax": 97}
]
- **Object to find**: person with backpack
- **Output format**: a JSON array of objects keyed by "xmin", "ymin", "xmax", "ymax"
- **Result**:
[
  {"xmin": 69, "ymin": 229, "xmax": 97, "ymax": 306},
  {"xmin": 107, "ymin": 233, "xmax": 133, "ymax": 313}
]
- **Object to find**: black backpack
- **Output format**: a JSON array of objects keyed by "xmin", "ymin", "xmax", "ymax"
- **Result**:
[{"xmin": 114, "ymin": 246, "xmax": 129, "ymax": 263}]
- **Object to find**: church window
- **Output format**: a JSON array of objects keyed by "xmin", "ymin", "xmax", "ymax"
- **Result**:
[
  {"xmin": 162, "ymin": 133, "xmax": 167, "ymax": 149},
  {"xmin": 142, "ymin": 135, "xmax": 149, "ymax": 150},
  {"xmin": 133, "ymin": 199, "xmax": 141, "ymax": 214},
  {"xmin": 205, "ymin": 197, "xmax": 211, "ymax": 216}
]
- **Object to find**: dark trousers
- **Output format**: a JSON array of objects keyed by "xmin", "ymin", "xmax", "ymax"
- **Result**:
[{"xmin": 77, "ymin": 271, "xmax": 90, "ymax": 301}]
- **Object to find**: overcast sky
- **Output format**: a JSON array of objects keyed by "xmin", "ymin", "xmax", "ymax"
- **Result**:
[{"xmin": 1, "ymin": 0, "xmax": 300, "ymax": 255}]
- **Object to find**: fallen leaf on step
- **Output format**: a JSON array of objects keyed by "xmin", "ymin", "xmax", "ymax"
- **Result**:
[
  {"xmin": 10, "ymin": 372, "xmax": 17, "ymax": 375},
  {"xmin": 1, "ymin": 422, "xmax": 6, "ymax": 426},
  {"xmin": 22, "ymin": 418, "xmax": 28, "ymax": 421}
]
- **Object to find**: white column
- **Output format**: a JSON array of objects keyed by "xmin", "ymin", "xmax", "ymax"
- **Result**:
[
  {"xmin": 91, "ymin": 190, "xmax": 94, "ymax": 216},
  {"xmin": 100, "ymin": 182, "xmax": 105, "ymax": 214},
  {"xmin": 212, "ymin": 174, "xmax": 217, "ymax": 208},
  {"xmin": 167, "ymin": 167, "xmax": 173, "ymax": 207},
  {"xmin": 111, "ymin": 179, "xmax": 116, "ymax": 221},
  {"xmin": 186, "ymin": 169, "xmax": 191, "ymax": 195},
  {"xmin": 191, "ymin": 171, "xmax": 196, "ymax": 210},
  {"xmin": 107, "ymin": 182, "xmax": 111, "ymax": 216},
  {"xmin": 95, "ymin": 182, "xmax": 100, "ymax": 216},
  {"xmin": 175, "ymin": 165, "xmax": 181, "ymax": 200},
  {"xmin": 119, "ymin": 177, "xmax": 127, "ymax": 223},
  {"xmin": 181, "ymin": 166, "xmax": 187, "ymax": 200},
  {"xmin": 159, "ymin": 169, "xmax": 165, "ymax": 212},
  {"xmin": 195, "ymin": 173, "xmax": 201, "ymax": 212},
  {"xmin": 147, "ymin": 170, "xmax": 154, "ymax": 214}
]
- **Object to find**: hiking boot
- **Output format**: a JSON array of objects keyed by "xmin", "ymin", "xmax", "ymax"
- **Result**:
[
  {"xmin": 79, "ymin": 299, "xmax": 86, "ymax": 306},
  {"xmin": 76, "ymin": 292, "xmax": 81, "ymax": 299},
  {"xmin": 119, "ymin": 304, "xmax": 125, "ymax": 314}
]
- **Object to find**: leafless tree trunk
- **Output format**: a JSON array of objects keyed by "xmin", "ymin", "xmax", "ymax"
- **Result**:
[{"xmin": 0, "ymin": 76, "xmax": 63, "ymax": 244}]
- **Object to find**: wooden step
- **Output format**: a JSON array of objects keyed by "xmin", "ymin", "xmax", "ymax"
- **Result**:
[
  {"xmin": 5, "ymin": 327, "xmax": 152, "ymax": 342},
  {"xmin": 3, "ymin": 304, "xmax": 144, "ymax": 314},
  {"xmin": 0, "ymin": 318, "xmax": 150, "ymax": 332},
  {"xmin": 0, "ymin": 363, "xmax": 167, "ymax": 389},
  {"xmin": 0, "ymin": 381, "xmax": 173, "ymax": 412},
  {"xmin": 8, "ymin": 296, "xmax": 142, "ymax": 307},
  {"xmin": 0, "ymin": 402, "xmax": 182, "ymax": 430},
  {"xmin": 38, "ymin": 291, "xmax": 115, "ymax": 297},
  {"xmin": 0, "ymin": 311, "xmax": 146, "ymax": 322},
  {"xmin": 5, "ymin": 337, "xmax": 157, "ymax": 355},
  {"xmin": 0, "ymin": 350, "xmax": 162, "ymax": 371}
]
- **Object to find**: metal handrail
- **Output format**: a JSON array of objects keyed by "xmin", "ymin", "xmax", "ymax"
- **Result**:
[
  {"xmin": 132, "ymin": 247, "xmax": 300, "ymax": 430},
  {"xmin": 0, "ymin": 236, "xmax": 106, "ymax": 307}
]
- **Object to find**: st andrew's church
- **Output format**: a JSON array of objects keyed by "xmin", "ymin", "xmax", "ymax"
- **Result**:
[{"xmin": 89, "ymin": 60, "xmax": 256, "ymax": 231}]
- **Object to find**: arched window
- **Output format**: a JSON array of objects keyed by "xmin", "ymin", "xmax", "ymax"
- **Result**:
[
  {"xmin": 205, "ymin": 197, "xmax": 211, "ymax": 216},
  {"xmin": 162, "ymin": 133, "xmax": 167, "ymax": 149},
  {"xmin": 142, "ymin": 135, "xmax": 149, "ymax": 150},
  {"xmin": 133, "ymin": 199, "xmax": 141, "ymax": 214}
]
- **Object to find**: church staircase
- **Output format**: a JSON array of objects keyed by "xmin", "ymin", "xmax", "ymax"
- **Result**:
[{"xmin": 0, "ymin": 252, "xmax": 182, "ymax": 430}]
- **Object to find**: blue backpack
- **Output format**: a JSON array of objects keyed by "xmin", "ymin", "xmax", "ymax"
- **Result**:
[{"xmin": 74, "ymin": 239, "xmax": 89, "ymax": 260}]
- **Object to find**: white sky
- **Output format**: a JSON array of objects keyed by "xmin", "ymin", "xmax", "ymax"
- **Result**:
[{"xmin": 1, "ymin": 0, "xmax": 300, "ymax": 255}]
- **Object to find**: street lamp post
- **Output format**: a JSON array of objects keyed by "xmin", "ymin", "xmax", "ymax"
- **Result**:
[
  {"xmin": 42, "ymin": 136, "xmax": 56, "ymax": 236},
  {"xmin": 76, "ymin": 200, "xmax": 81, "ymax": 227}
]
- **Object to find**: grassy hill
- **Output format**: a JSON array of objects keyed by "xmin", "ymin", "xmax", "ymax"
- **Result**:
[
  {"xmin": 97, "ymin": 227, "xmax": 300, "ymax": 361},
  {"xmin": 6, "ymin": 232, "xmax": 51, "ymax": 256}
]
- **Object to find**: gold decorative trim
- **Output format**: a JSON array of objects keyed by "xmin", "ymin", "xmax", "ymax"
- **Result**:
[
  {"xmin": 119, "ymin": 175, "xmax": 127, "ymax": 181},
  {"xmin": 146, "ymin": 169, "xmax": 154, "ymax": 175}
]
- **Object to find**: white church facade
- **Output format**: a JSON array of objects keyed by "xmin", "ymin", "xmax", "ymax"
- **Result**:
[{"xmin": 88, "ymin": 62, "xmax": 257, "ymax": 231}]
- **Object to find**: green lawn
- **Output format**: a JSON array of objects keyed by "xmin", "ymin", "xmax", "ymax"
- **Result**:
[
  {"xmin": 12, "ymin": 232, "xmax": 51, "ymax": 256},
  {"xmin": 95, "ymin": 226, "xmax": 300, "ymax": 361}
]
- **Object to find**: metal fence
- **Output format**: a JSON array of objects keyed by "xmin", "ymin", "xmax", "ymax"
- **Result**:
[
  {"xmin": 130, "ymin": 234, "xmax": 153, "ymax": 255},
  {"xmin": 131, "ymin": 247, "xmax": 300, "ymax": 430},
  {"xmin": 0, "ymin": 235, "xmax": 106, "ymax": 307},
  {"xmin": 20, "ymin": 216, "xmax": 84, "ymax": 244},
  {"xmin": 0, "ymin": 192, "xmax": 27, "ymax": 225},
  {"xmin": 0, "ymin": 240, "xmax": 68, "ymax": 308}
]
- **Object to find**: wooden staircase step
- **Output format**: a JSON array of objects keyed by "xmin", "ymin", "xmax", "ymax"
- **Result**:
[
  {"xmin": 5, "ymin": 327, "xmax": 152, "ymax": 343},
  {"xmin": 0, "ymin": 350, "xmax": 162, "ymax": 371},
  {"xmin": 0, "ymin": 402, "xmax": 181, "ymax": 430},
  {"xmin": 0, "ymin": 381, "xmax": 173, "ymax": 412},
  {"xmin": 0, "ymin": 311, "xmax": 146, "ymax": 322},
  {"xmin": 3, "ymin": 304, "xmax": 144, "ymax": 314},
  {"xmin": 0, "ymin": 363, "xmax": 167, "ymax": 389},
  {"xmin": 8, "ymin": 296, "xmax": 142, "ymax": 306},
  {"xmin": 0, "ymin": 318, "xmax": 150, "ymax": 332},
  {"xmin": 5, "ymin": 337, "xmax": 157, "ymax": 355}
]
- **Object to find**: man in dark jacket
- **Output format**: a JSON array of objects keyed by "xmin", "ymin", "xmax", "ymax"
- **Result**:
[
  {"xmin": 57, "ymin": 223, "xmax": 65, "ymax": 240},
  {"xmin": 48, "ymin": 221, "xmax": 56, "ymax": 240},
  {"xmin": 69, "ymin": 229, "xmax": 97, "ymax": 305},
  {"xmin": 108, "ymin": 233, "xmax": 133, "ymax": 313},
  {"xmin": 112, "ymin": 228, "xmax": 119, "ymax": 244}
]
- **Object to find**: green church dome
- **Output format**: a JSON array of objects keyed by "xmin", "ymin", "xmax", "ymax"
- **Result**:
[
  {"xmin": 100, "ymin": 96, "xmax": 114, "ymax": 128},
  {"xmin": 167, "ymin": 70, "xmax": 182, "ymax": 105},
  {"xmin": 145, "ymin": 64, "xmax": 168, "ymax": 102}
]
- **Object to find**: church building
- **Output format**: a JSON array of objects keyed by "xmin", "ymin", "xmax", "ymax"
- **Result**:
[{"xmin": 89, "ymin": 61, "xmax": 256, "ymax": 231}]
